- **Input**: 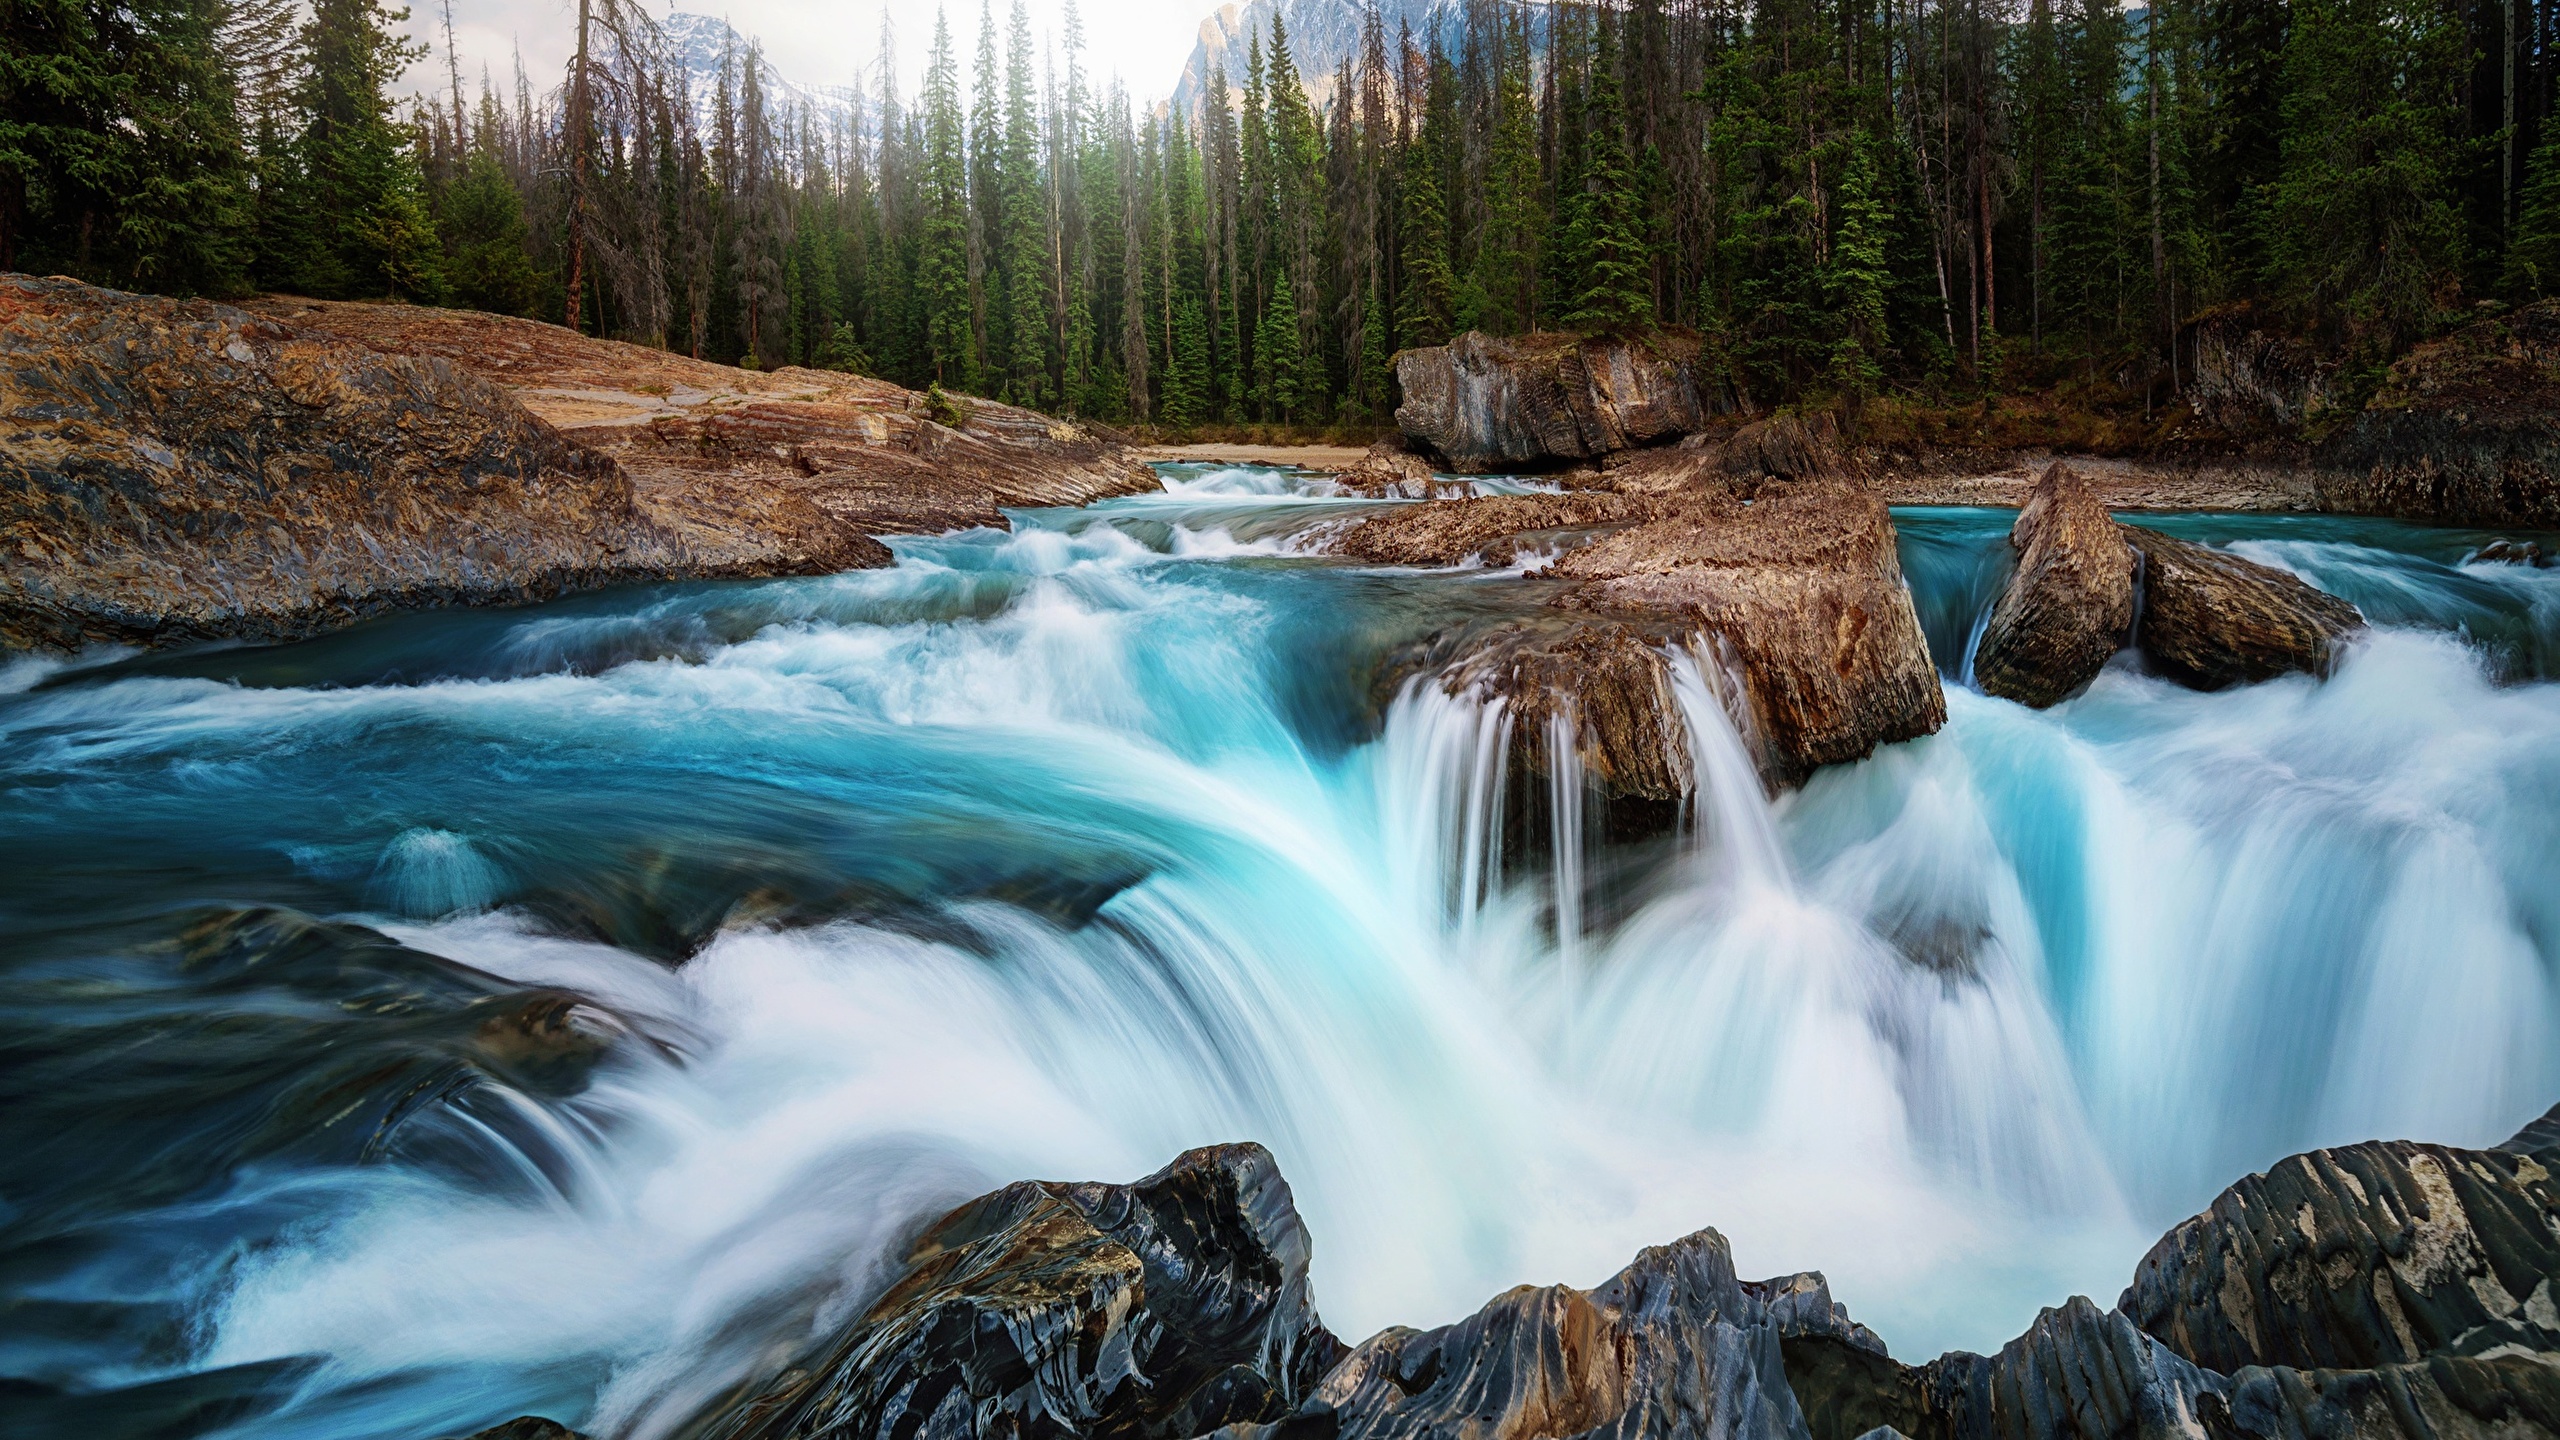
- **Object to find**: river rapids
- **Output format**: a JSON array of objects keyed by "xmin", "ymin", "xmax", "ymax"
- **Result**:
[{"xmin": 1, "ymin": 464, "xmax": 2555, "ymax": 1439}]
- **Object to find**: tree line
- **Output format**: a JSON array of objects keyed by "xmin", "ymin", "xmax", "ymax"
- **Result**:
[{"xmin": 10, "ymin": 0, "xmax": 2560, "ymax": 422}]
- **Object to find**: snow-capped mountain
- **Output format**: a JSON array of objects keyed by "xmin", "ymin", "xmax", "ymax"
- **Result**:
[
  {"xmin": 1170, "ymin": 0, "xmax": 1461, "ymax": 117},
  {"xmin": 661, "ymin": 12, "xmax": 859, "ymax": 125}
]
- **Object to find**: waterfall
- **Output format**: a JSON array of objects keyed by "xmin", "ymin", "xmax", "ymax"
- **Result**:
[{"xmin": 4, "ymin": 472, "xmax": 2555, "ymax": 1438}]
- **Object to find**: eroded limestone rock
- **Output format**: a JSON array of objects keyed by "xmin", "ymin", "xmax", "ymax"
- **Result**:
[{"xmin": 1394, "ymin": 331, "xmax": 1712, "ymax": 472}]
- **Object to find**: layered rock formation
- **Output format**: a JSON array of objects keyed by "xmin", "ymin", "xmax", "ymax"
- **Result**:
[
  {"xmin": 691, "ymin": 1144, "xmax": 1344, "ymax": 1440},
  {"xmin": 1329, "ymin": 437, "xmax": 1455, "ymax": 499},
  {"xmin": 1346, "ymin": 420, "xmax": 1944, "ymax": 795},
  {"xmin": 2314, "ymin": 299, "xmax": 2560, "ymax": 527},
  {"xmin": 1971, "ymin": 464, "xmax": 2366, "ymax": 706},
  {"xmin": 1973, "ymin": 464, "xmax": 2138, "ymax": 707},
  {"xmin": 1393, "ymin": 331, "xmax": 1716, "ymax": 472},
  {"xmin": 0, "ymin": 275, "xmax": 1157, "ymax": 652}
]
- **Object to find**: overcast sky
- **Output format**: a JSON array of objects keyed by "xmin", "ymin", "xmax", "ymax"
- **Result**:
[{"xmin": 401, "ymin": 0, "xmax": 1217, "ymax": 110}]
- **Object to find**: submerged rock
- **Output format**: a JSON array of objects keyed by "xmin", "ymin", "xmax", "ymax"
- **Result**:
[
  {"xmin": 453, "ymin": 1420, "xmax": 588, "ymax": 1440},
  {"xmin": 1394, "ymin": 331, "xmax": 1713, "ymax": 472},
  {"xmin": 1972, "ymin": 464, "xmax": 2138, "ymax": 708},
  {"xmin": 1432, "ymin": 618, "xmax": 1698, "ymax": 804},
  {"xmin": 693, "ymin": 1144, "xmax": 1344, "ymax": 1440},
  {"xmin": 2118, "ymin": 526, "xmax": 2364, "ymax": 690}
]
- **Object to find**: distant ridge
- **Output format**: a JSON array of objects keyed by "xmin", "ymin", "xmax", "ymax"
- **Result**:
[
  {"xmin": 662, "ymin": 12, "xmax": 857, "ymax": 125},
  {"xmin": 1171, "ymin": 0, "xmax": 1461, "ymax": 118}
]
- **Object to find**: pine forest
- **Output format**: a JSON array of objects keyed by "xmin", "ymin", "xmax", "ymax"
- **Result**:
[{"xmin": 9, "ymin": 0, "xmax": 2558, "ymax": 427}]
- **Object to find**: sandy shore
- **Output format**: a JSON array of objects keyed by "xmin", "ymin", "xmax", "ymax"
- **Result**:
[{"xmin": 1139, "ymin": 442, "xmax": 1369, "ymax": 467}]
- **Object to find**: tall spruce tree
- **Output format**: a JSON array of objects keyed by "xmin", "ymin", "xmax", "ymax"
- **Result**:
[{"xmin": 920, "ymin": 8, "xmax": 975, "ymax": 387}]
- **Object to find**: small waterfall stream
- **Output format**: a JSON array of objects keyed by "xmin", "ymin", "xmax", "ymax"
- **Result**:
[{"xmin": 0, "ymin": 468, "xmax": 2554, "ymax": 1439}]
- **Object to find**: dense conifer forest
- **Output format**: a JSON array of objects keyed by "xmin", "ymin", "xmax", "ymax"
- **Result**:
[{"xmin": 9, "ymin": 0, "xmax": 2559, "ymax": 424}]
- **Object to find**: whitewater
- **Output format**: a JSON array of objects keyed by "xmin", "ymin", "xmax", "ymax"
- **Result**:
[{"xmin": 1, "ymin": 463, "xmax": 2554, "ymax": 1439}]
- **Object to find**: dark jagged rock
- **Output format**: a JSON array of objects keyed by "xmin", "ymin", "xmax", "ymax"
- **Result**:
[
  {"xmin": 1552, "ymin": 482, "xmax": 1946, "ymax": 786},
  {"xmin": 2186, "ymin": 307, "xmax": 2335, "ymax": 437},
  {"xmin": 1973, "ymin": 464, "xmax": 2138, "ymax": 708},
  {"xmin": 1394, "ymin": 331, "xmax": 1714, "ymax": 472},
  {"xmin": 2118, "ymin": 1142, "xmax": 2560, "ymax": 1375},
  {"xmin": 1254, "ymin": 1229, "xmax": 1874, "ymax": 1440},
  {"xmin": 693, "ymin": 1144, "xmax": 1344, "ymax": 1440},
  {"xmin": 2118, "ymin": 527, "xmax": 2365, "ymax": 690},
  {"xmin": 2314, "ymin": 300, "xmax": 2560, "ymax": 528},
  {"xmin": 453, "ymin": 1419, "xmax": 589, "ymax": 1440},
  {"xmin": 2505, "ymin": 1103, "xmax": 2560, "ymax": 1160}
]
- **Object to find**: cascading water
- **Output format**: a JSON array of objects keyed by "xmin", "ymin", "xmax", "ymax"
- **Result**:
[{"xmin": 1, "ymin": 466, "xmax": 2555, "ymax": 1439}]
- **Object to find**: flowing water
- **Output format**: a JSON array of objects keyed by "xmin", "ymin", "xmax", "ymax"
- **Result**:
[{"xmin": 3, "ymin": 466, "xmax": 2557, "ymax": 1439}]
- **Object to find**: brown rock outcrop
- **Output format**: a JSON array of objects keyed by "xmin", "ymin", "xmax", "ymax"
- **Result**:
[
  {"xmin": 1, "ymin": 275, "xmax": 697, "ymax": 651},
  {"xmin": 1973, "ymin": 464, "xmax": 2138, "ymax": 707},
  {"xmin": 1550, "ymin": 482, "xmax": 1946, "ymax": 785},
  {"xmin": 1429, "ymin": 619, "xmax": 1699, "ymax": 803},
  {"xmin": 1, "ymin": 277, "xmax": 1158, "ymax": 652},
  {"xmin": 1341, "ymin": 456, "xmax": 1943, "ymax": 791},
  {"xmin": 1287, "ymin": 1230, "xmax": 1877, "ymax": 1440},
  {"xmin": 2120, "ymin": 527, "xmax": 2364, "ymax": 690},
  {"xmin": 1394, "ymin": 331, "xmax": 1715, "ymax": 472},
  {"xmin": 2314, "ymin": 299, "xmax": 2560, "ymax": 527},
  {"xmin": 248, "ymin": 295, "xmax": 1158, "ymax": 537}
]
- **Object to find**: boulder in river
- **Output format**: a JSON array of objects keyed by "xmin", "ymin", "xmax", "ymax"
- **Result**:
[
  {"xmin": 2119, "ymin": 526, "xmax": 2364, "ymax": 690},
  {"xmin": 1393, "ymin": 331, "xmax": 1714, "ymax": 472},
  {"xmin": 1330, "ymin": 437, "xmax": 1453, "ymax": 499},
  {"xmin": 1972, "ymin": 463, "xmax": 2138, "ymax": 708},
  {"xmin": 692, "ymin": 1143, "xmax": 1344, "ymax": 1440},
  {"xmin": 1549, "ymin": 480, "xmax": 1947, "ymax": 786}
]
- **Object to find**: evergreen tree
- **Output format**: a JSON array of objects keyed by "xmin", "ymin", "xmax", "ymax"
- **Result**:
[
  {"xmin": 1256, "ymin": 266, "xmax": 1304, "ymax": 420},
  {"xmin": 1565, "ymin": 12, "xmax": 1651, "ymax": 332},
  {"xmin": 438, "ymin": 148, "xmax": 539, "ymax": 314},
  {"xmin": 919, "ymin": 9, "xmax": 975, "ymax": 387},
  {"xmin": 997, "ymin": 0, "xmax": 1047, "ymax": 404},
  {"xmin": 1397, "ymin": 40, "xmax": 1456, "ymax": 348},
  {"xmin": 271, "ymin": 0, "xmax": 442, "ymax": 300}
]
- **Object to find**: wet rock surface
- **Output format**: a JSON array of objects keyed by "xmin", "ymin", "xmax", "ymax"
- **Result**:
[
  {"xmin": 1394, "ymin": 331, "xmax": 1714, "ymax": 472},
  {"xmin": 1972, "ymin": 464, "xmax": 2138, "ymax": 707},
  {"xmin": 1336, "ymin": 425, "xmax": 1944, "ymax": 792},
  {"xmin": 1330, "ymin": 437, "xmax": 1457, "ymax": 499},
  {"xmin": 693, "ymin": 1144, "xmax": 1344, "ymax": 1440},
  {"xmin": 1269, "ymin": 1231, "xmax": 1876, "ymax": 1440},
  {"xmin": 2119, "ymin": 526, "xmax": 2365, "ymax": 690},
  {"xmin": 2118, "ymin": 1141, "xmax": 2560, "ymax": 1374}
]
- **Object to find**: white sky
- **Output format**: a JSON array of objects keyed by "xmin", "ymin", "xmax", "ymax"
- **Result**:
[{"xmin": 400, "ymin": 0, "xmax": 1218, "ymax": 110}]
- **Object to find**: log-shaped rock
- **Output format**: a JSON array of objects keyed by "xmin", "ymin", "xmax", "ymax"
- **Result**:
[
  {"xmin": 2119, "ymin": 527, "xmax": 2364, "ymax": 690},
  {"xmin": 1972, "ymin": 464, "xmax": 2137, "ymax": 708},
  {"xmin": 693, "ymin": 1144, "xmax": 1344, "ymax": 1440}
]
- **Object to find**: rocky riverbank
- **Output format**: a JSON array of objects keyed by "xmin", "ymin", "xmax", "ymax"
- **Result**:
[
  {"xmin": 0, "ymin": 277, "xmax": 1153, "ymax": 652},
  {"xmin": 457, "ymin": 1102, "xmax": 2560, "ymax": 1440}
]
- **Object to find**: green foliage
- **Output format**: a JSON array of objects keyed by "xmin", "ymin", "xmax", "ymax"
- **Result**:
[
  {"xmin": 270, "ymin": 0, "xmax": 444, "ymax": 300},
  {"xmin": 436, "ymin": 149, "xmax": 537, "ymax": 316},
  {"xmin": 2509, "ymin": 128, "xmax": 2560, "ymax": 298},
  {"xmin": 1255, "ymin": 268, "xmax": 1304, "ymax": 421},
  {"xmin": 1563, "ymin": 15, "xmax": 1651, "ymax": 333},
  {"xmin": 2259, "ymin": 0, "xmax": 2470, "ymax": 349}
]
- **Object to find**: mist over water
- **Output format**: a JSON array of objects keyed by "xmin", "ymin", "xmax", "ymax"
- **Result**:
[{"xmin": 2, "ymin": 467, "xmax": 2555, "ymax": 1439}]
